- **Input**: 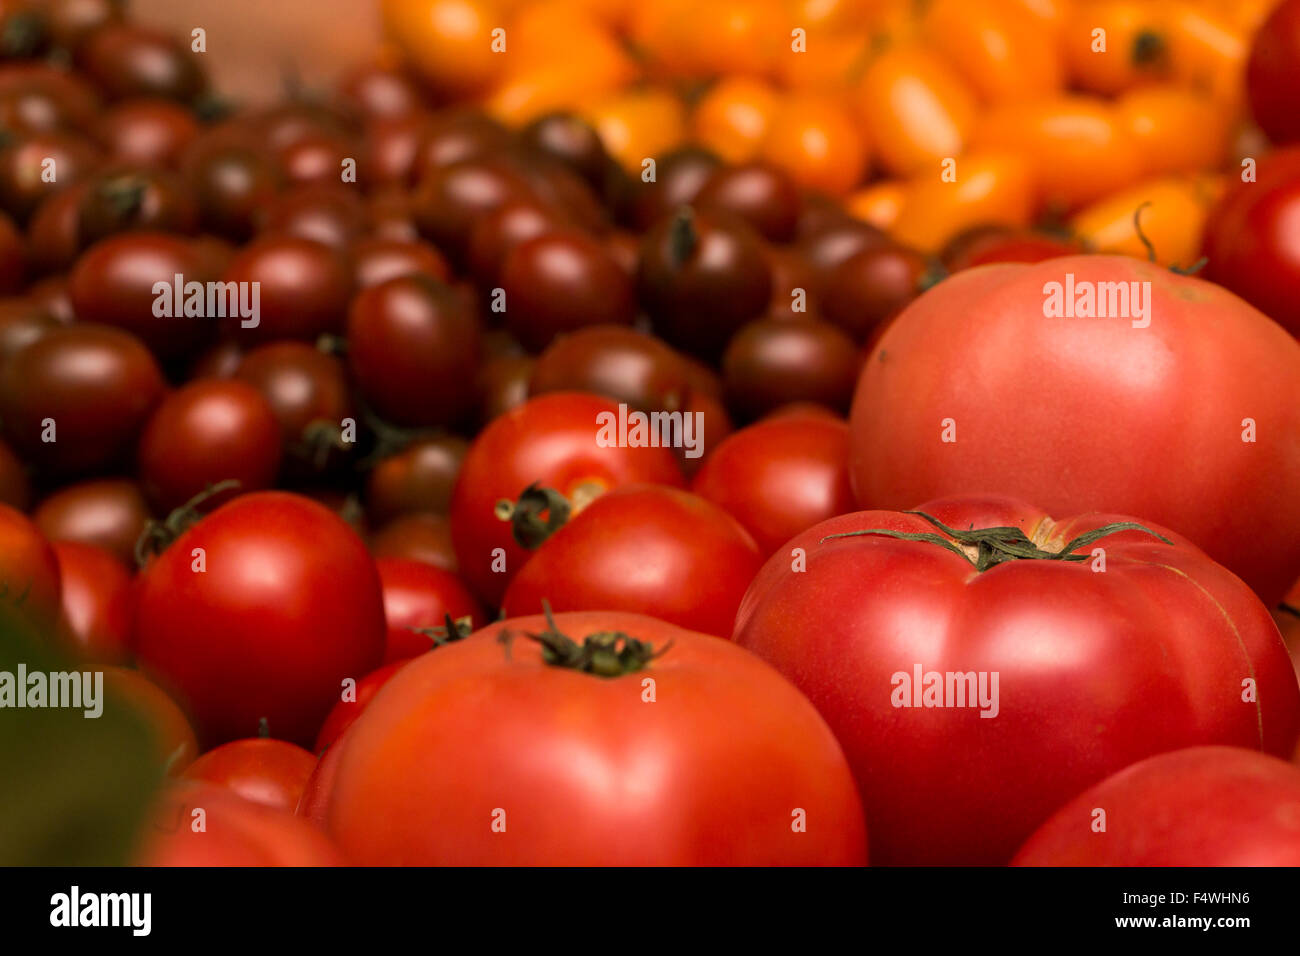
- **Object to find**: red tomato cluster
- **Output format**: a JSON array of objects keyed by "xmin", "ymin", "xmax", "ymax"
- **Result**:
[{"xmin": 2, "ymin": 0, "xmax": 1300, "ymax": 869}]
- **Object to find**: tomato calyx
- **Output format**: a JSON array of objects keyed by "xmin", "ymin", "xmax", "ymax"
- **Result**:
[
  {"xmin": 90, "ymin": 175, "xmax": 148, "ymax": 227},
  {"xmin": 0, "ymin": 11, "xmax": 46, "ymax": 59},
  {"xmin": 134, "ymin": 479, "xmax": 241, "ymax": 566},
  {"xmin": 407, "ymin": 612, "xmax": 474, "ymax": 649},
  {"xmin": 495, "ymin": 482, "xmax": 572, "ymax": 549},
  {"xmin": 257, "ymin": 717, "xmax": 271, "ymax": 738},
  {"xmin": 1132, "ymin": 202, "xmax": 1207, "ymax": 276},
  {"xmin": 499, "ymin": 602, "xmax": 672, "ymax": 678},
  {"xmin": 822, "ymin": 510, "xmax": 1173, "ymax": 572},
  {"xmin": 1131, "ymin": 31, "xmax": 1167, "ymax": 69},
  {"xmin": 667, "ymin": 206, "xmax": 698, "ymax": 267}
]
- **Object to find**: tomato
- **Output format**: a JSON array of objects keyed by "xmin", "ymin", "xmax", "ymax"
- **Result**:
[
  {"xmin": 102, "ymin": 665, "xmax": 198, "ymax": 775},
  {"xmin": 134, "ymin": 491, "xmax": 386, "ymax": 747},
  {"xmin": 450, "ymin": 391, "xmax": 685, "ymax": 606},
  {"xmin": 1071, "ymin": 175, "xmax": 1216, "ymax": 269},
  {"xmin": 136, "ymin": 379, "xmax": 282, "ymax": 513},
  {"xmin": 849, "ymin": 255, "xmax": 1300, "ymax": 605},
  {"xmin": 220, "ymin": 235, "xmax": 356, "ymax": 344},
  {"xmin": 691, "ymin": 415, "xmax": 853, "ymax": 557},
  {"xmin": 233, "ymin": 342, "xmax": 355, "ymax": 480},
  {"xmin": 259, "ymin": 182, "xmax": 367, "ymax": 250},
  {"xmin": 637, "ymin": 207, "xmax": 772, "ymax": 360},
  {"xmin": 95, "ymin": 97, "xmax": 200, "ymax": 169},
  {"xmin": 345, "ymin": 274, "xmax": 482, "ymax": 428},
  {"xmin": 68, "ymin": 232, "xmax": 219, "ymax": 360},
  {"xmin": 940, "ymin": 225, "xmax": 1083, "ymax": 271},
  {"xmin": 796, "ymin": 217, "xmax": 891, "ymax": 301},
  {"xmin": 0, "ymin": 62, "xmax": 100, "ymax": 134},
  {"xmin": 1247, "ymin": 0, "xmax": 1300, "ymax": 144},
  {"xmin": 376, "ymin": 557, "xmax": 485, "ymax": 663},
  {"xmin": 695, "ymin": 161, "xmax": 801, "ymax": 243},
  {"xmin": 351, "ymin": 236, "xmax": 450, "ymax": 288},
  {"xmin": 733, "ymin": 496, "xmax": 1300, "ymax": 864},
  {"xmin": 528, "ymin": 324, "xmax": 690, "ymax": 413},
  {"xmin": 276, "ymin": 132, "xmax": 358, "ymax": 189},
  {"xmin": 181, "ymin": 138, "xmax": 283, "ymax": 241},
  {"xmin": 33, "ymin": 477, "xmax": 151, "ymax": 567},
  {"xmin": 501, "ymin": 485, "xmax": 760, "ymax": 636},
  {"xmin": 1013, "ymin": 747, "xmax": 1300, "ymax": 865},
  {"xmin": 0, "ymin": 501, "xmax": 61, "ymax": 627},
  {"xmin": 365, "ymin": 435, "xmax": 467, "ymax": 525},
  {"xmin": 920, "ymin": 0, "xmax": 1062, "ymax": 103},
  {"xmin": 0, "ymin": 435, "xmax": 29, "ymax": 509},
  {"xmin": 500, "ymin": 229, "xmax": 636, "ymax": 351},
  {"xmin": 688, "ymin": 76, "xmax": 778, "ymax": 165},
  {"xmin": 326, "ymin": 610, "xmax": 866, "ymax": 864},
  {"xmin": 75, "ymin": 24, "xmax": 206, "ymax": 102},
  {"xmin": 820, "ymin": 243, "xmax": 933, "ymax": 341},
  {"xmin": 335, "ymin": 63, "xmax": 424, "ymax": 122},
  {"xmin": 380, "ymin": 0, "xmax": 502, "ymax": 97},
  {"xmin": 181, "ymin": 736, "xmax": 319, "ymax": 812},
  {"xmin": 466, "ymin": 198, "xmax": 568, "ymax": 288},
  {"xmin": 721, "ymin": 317, "xmax": 860, "ymax": 420},
  {"xmin": 412, "ymin": 157, "xmax": 534, "ymax": 270},
  {"xmin": 369, "ymin": 511, "xmax": 458, "ymax": 571},
  {"xmin": 0, "ymin": 210, "xmax": 23, "ymax": 293},
  {"xmin": 0, "ymin": 324, "xmax": 165, "ymax": 477},
  {"xmin": 759, "ymin": 93, "xmax": 867, "ymax": 197},
  {"xmin": 0, "ymin": 129, "xmax": 100, "ymax": 221},
  {"xmin": 1116, "ymin": 84, "xmax": 1229, "ymax": 177},
  {"xmin": 136, "ymin": 781, "xmax": 343, "ymax": 866},
  {"xmin": 313, "ymin": 659, "xmax": 410, "ymax": 754},
  {"xmin": 1061, "ymin": 0, "xmax": 1171, "ymax": 95},
  {"xmin": 0, "ymin": 297, "xmax": 57, "ymax": 364},
  {"xmin": 51, "ymin": 540, "xmax": 132, "ymax": 664},
  {"xmin": 583, "ymin": 87, "xmax": 686, "ymax": 174},
  {"xmin": 1203, "ymin": 147, "xmax": 1300, "ymax": 337},
  {"xmin": 621, "ymin": 144, "xmax": 721, "ymax": 231}
]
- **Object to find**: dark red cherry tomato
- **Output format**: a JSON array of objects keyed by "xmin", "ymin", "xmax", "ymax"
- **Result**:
[
  {"xmin": 528, "ymin": 324, "xmax": 690, "ymax": 413},
  {"xmin": 351, "ymin": 235, "xmax": 450, "ymax": 288},
  {"xmin": 722, "ymin": 316, "xmax": 860, "ymax": 420},
  {"xmin": 369, "ymin": 512, "xmax": 458, "ymax": 572},
  {"xmin": 412, "ymin": 157, "xmax": 533, "ymax": 268},
  {"xmin": 95, "ymin": 96, "xmax": 200, "ymax": 168},
  {"xmin": 695, "ymin": 161, "xmax": 802, "ymax": 242},
  {"xmin": 258, "ymin": 182, "xmax": 367, "ymax": 250},
  {"xmin": 0, "ymin": 436, "xmax": 29, "ymax": 509},
  {"xmin": 76, "ymin": 24, "xmax": 207, "ymax": 102},
  {"xmin": 33, "ymin": 477, "xmax": 151, "ymax": 566},
  {"xmin": 220, "ymin": 234, "xmax": 355, "ymax": 344},
  {"xmin": 365, "ymin": 435, "xmax": 467, "ymax": 525},
  {"xmin": 820, "ymin": 243, "xmax": 934, "ymax": 341}
]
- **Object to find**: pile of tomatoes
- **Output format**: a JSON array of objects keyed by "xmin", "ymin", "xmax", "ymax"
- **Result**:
[{"xmin": 2, "ymin": 0, "xmax": 1300, "ymax": 867}]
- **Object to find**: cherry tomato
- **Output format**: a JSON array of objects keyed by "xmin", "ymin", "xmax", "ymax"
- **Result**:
[
  {"xmin": 376, "ymin": 557, "xmax": 485, "ymax": 663},
  {"xmin": 364, "ymin": 435, "xmax": 467, "ymax": 525},
  {"xmin": 220, "ymin": 235, "xmax": 355, "ymax": 345},
  {"xmin": 0, "ymin": 436, "xmax": 29, "ymax": 509},
  {"xmin": 351, "ymin": 235, "xmax": 450, "ymax": 288},
  {"xmin": 33, "ymin": 477, "xmax": 151, "ymax": 566},
  {"xmin": 1248, "ymin": 0, "xmax": 1300, "ymax": 144},
  {"xmin": 95, "ymin": 96, "xmax": 199, "ymax": 169},
  {"xmin": 312, "ymin": 659, "xmax": 410, "ymax": 754},
  {"xmin": 181, "ymin": 736, "xmax": 319, "ymax": 812},
  {"xmin": 820, "ymin": 243, "xmax": 933, "ymax": 341},
  {"xmin": 528, "ymin": 324, "xmax": 690, "ymax": 413},
  {"xmin": 722, "ymin": 317, "xmax": 860, "ymax": 420},
  {"xmin": 0, "ymin": 501, "xmax": 61, "ymax": 628},
  {"xmin": 695, "ymin": 161, "xmax": 802, "ymax": 243},
  {"xmin": 75, "ymin": 24, "xmax": 206, "ymax": 102},
  {"xmin": 369, "ymin": 511, "xmax": 458, "ymax": 571},
  {"xmin": 51, "ymin": 540, "xmax": 132, "ymax": 663}
]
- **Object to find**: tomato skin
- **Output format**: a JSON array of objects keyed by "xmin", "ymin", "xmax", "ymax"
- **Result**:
[
  {"xmin": 0, "ymin": 501, "xmax": 61, "ymax": 627},
  {"xmin": 692, "ymin": 416, "xmax": 854, "ymax": 557},
  {"xmin": 313, "ymin": 659, "xmax": 410, "ymax": 754},
  {"xmin": 376, "ymin": 557, "xmax": 485, "ymax": 663},
  {"xmin": 219, "ymin": 235, "xmax": 355, "ymax": 345},
  {"xmin": 450, "ymin": 392, "xmax": 685, "ymax": 607},
  {"xmin": 1203, "ymin": 148, "xmax": 1300, "ymax": 337},
  {"xmin": 33, "ymin": 477, "xmax": 151, "ymax": 567},
  {"xmin": 137, "ymin": 781, "xmax": 344, "ymax": 866},
  {"xmin": 369, "ymin": 512, "xmax": 458, "ymax": 571},
  {"xmin": 0, "ymin": 324, "xmax": 165, "ymax": 477},
  {"xmin": 849, "ymin": 255, "xmax": 1300, "ymax": 606},
  {"xmin": 51, "ymin": 541, "xmax": 133, "ymax": 664},
  {"xmin": 501, "ymin": 485, "xmax": 761, "ymax": 637},
  {"xmin": 181, "ymin": 738, "xmax": 319, "ymax": 813},
  {"xmin": 1247, "ymin": 0, "xmax": 1300, "ymax": 145},
  {"xmin": 1013, "ymin": 747, "xmax": 1300, "ymax": 865},
  {"xmin": 327, "ymin": 610, "xmax": 866, "ymax": 865},
  {"xmin": 365, "ymin": 435, "xmax": 467, "ymax": 525},
  {"xmin": 733, "ymin": 497, "xmax": 1300, "ymax": 864},
  {"xmin": 134, "ymin": 492, "xmax": 386, "ymax": 747}
]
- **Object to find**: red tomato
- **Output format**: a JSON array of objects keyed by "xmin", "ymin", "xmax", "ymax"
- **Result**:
[
  {"xmin": 1203, "ymin": 147, "xmax": 1300, "ymax": 337},
  {"xmin": 501, "ymin": 485, "xmax": 762, "ymax": 637},
  {"xmin": 134, "ymin": 492, "xmax": 386, "ymax": 747},
  {"xmin": 368, "ymin": 511, "xmax": 458, "ymax": 571},
  {"xmin": 941, "ymin": 225, "xmax": 1084, "ymax": 271},
  {"xmin": 849, "ymin": 255, "xmax": 1300, "ymax": 605},
  {"xmin": 313, "ymin": 659, "xmax": 411, "ymax": 754},
  {"xmin": 136, "ymin": 379, "xmax": 283, "ymax": 513},
  {"xmin": 1013, "ymin": 747, "xmax": 1300, "ymax": 865},
  {"xmin": 375, "ymin": 557, "xmax": 485, "ymax": 663},
  {"xmin": 136, "ymin": 781, "xmax": 344, "ymax": 866},
  {"xmin": 327, "ymin": 610, "xmax": 866, "ymax": 864},
  {"xmin": 181, "ymin": 736, "xmax": 319, "ymax": 812},
  {"xmin": 1247, "ymin": 0, "xmax": 1300, "ymax": 145},
  {"xmin": 51, "ymin": 540, "xmax": 133, "ymax": 664},
  {"xmin": 102, "ymin": 665, "xmax": 199, "ymax": 775},
  {"xmin": 33, "ymin": 477, "xmax": 152, "ymax": 567},
  {"xmin": 449, "ymin": 392, "xmax": 685, "ymax": 607},
  {"xmin": 733, "ymin": 496, "xmax": 1300, "ymax": 864},
  {"xmin": 297, "ymin": 726, "xmax": 348, "ymax": 827},
  {"xmin": 0, "ymin": 501, "xmax": 61, "ymax": 628},
  {"xmin": 692, "ymin": 415, "xmax": 854, "ymax": 557}
]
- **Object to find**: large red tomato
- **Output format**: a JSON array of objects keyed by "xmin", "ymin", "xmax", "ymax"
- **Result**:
[
  {"xmin": 1203, "ymin": 147, "xmax": 1300, "ymax": 338},
  {"xmin": 732, "ymin": 496, "xmax": 1300, "ymax": 864},
  {"xmin": 1013, "ymin": 747, "xmax": 1300, "ymax": 865},
  {"xmin": 181, "ymin": 736, "xmax": 318, "ymax": 812},
  {"xmin": 849, "ymin": 255, "xmax": 1300, "ymax": 605},
  {"xmin": 136, "ymin": 781, "xmax": 344, "ymax": 866},
  {"xmin": 449, "ymin": 392, "xmax": 685, "ymax": 607},
  {"xmin": 375, "ymin": 557, "xmax": 485, "ymax": 663},
  {"xmin": 326, "ymin": 610, "xmax": 866, "ymax": 865},
  {"xmin": 691, "ymin": 414, "xmax": 854, "ymax": 557},
  {"xmin": 501, "ymin": 485, "xmax": 762, "ymax": 637},
  {"xmin": 134, "ymin": 492, "xmax": 386, "ymax": 747}
]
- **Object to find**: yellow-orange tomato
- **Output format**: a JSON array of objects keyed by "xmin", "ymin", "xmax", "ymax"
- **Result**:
[
  {"xmin": 1070, "ymin": 175, "xmax": 1221, "ymax": 267},
  {"xmin": 585, "ymin": 88, "xmax": 686, "ymax": 172},
  {"xmin": 974, "ymin": 96, "xmax": 1144, "ymax": 212},
  {"xmin": 854, "ymin": 43, "xmax": 976, "ymax": 177},
  {"xmin": 627, "ymin": 0, "xmax": 694, "ymax": 77},
  {"xmin": 1061, "ymin": 0, "xmax": 1173, "ymax": 95},
  {"xmin": 890, "ymin": 151, "xmax": 1036, "ymax": 252},
  {"xmin": 501, "ymin": 1, "xmax": 634, "ymax": 81},
  {"xmin": 846, "ymin": 180, "xmax": 907, "ymax": 231},
  {"xmin": 1010, "ymin": 0, "xmax": 1069, "ymax": 36},
  {"xmin": 1164, "ymin": 1, "xmax": 1253, "ymax": 110},
  {"xmin": 775, "ymin": 31, "xmax": 869, "ymax": 92},
  {"xmin": 760, "ymin": 93, "xmax": 868, "ymax": 196},
  {"xmin": 920, "ymin": 0, "xmax": 1064, "ymax": 103},
  {"xmin": 689, "ymin": 0, "xmax": 787, "ymax": 78},
  {"xmin": 381, "ymin": 0, "xmax": 505, "ymax": 96},
  {"xmin": 691, "ymin": 76, "xmax": 779, "ymax": 164},
  {"xmin": 1116, "ymin": 84, "xmax": 1229, "ymax": 176}
]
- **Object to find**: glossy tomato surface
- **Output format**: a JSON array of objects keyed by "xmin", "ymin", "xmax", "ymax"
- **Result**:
[{"xmin": 181, "ymin": 737, "xmax": 318, "ymax": 813}]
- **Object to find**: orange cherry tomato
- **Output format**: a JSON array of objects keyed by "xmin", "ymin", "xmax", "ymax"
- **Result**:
[
  {"xmin": 500, "ymin": 0, "xmax": 634, "ymax": 83},
  {"xmin": 853, "ymin": 43, "xmax": 976, "ymax": 178},
  {"xmin": 846, "ymin": 180, "xmax": 907, "ymax": 232},
  {"xmin": 890, "ymin": 150, "xmax": 1036, "ymax": 253},
  {"xmin": 1165, "ymin": 1, "xmax": 1255, "ymax": 111},
  {"xmin": 1062, "ymin": 0, "xmax": 1173, "ymax": 95},
  {"xmin": 689, "ymin": 0, "xmax": 787, "ymax": 78},
  {"xmin": 585, "ymin": 88, "xmax": 686, "ymax": 172},
  {"xmin": 381, "ymin": 0, "xmax": 505, "ymax": 97},
  {"xmin": 691, "ymin": 76, "xmax": 779, "ymax": 164},
  {"xmin": 920, "ymin": 0, "xmax": 1064, "ymax": 103},
  {"xmin": 1070, "ymin": 175, "xmax": 1221, "ymax": 268},
  {"xmin": 1116, "ymin": 84, "xmax": 1230, "ymax": 176},
  {"xmin": 760, "ymin": 93, "xmax": 868, "ymax": 196},
  {"xmin": 776, "ymin": 31, "xmax": 869, "ymax": 92},
  {"xmin": 974, "ymin": 96, "xmax": 1144, "ymax": 212}
]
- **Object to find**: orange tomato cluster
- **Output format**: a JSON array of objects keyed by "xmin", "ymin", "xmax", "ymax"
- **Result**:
[{"xmin": 380, "ymin": 0, "xmax": 1273, "ymax": 263}]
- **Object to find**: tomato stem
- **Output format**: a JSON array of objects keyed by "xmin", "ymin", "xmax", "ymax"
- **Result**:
[
  {"xmin": 821, "ymin": 511, "xmax": 1173, "ymax": 572},
  {"xmin": 133, "ymin": 479, "xmax": 242, "ymax": 567},
  {"xmin": 668, "ymin": 206, "xmax": 698, "ymax": 267},
  {"xmin": 408, "ymin": 613, "xmax": 475, "ymax": 648},
  {"xmin": 495, "ymin": 483, "xmax": 572, "ymax": 550},
  {"xmin": 498, "ymin": 600, "xmax": 671, "ymax": 677}
]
